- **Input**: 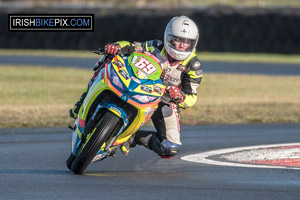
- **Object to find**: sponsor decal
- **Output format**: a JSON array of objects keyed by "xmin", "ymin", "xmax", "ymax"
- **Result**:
[
  {"xmin": 131, "ymin": 56, "xmax": 138, "ymax": 64},
  {"xmin": 113, "ymin": 60, "xmax": 124, "ymax": 68},
  {"xmin": 119, "ymin": 69, "xmax": 130, "ymax": 80},
  {"xmin": 153, "ymin": 85, "xmax": 162, "ymax": 94},
  {"xmin": 161, "ymin": 61, "xmax": 169, "ymax": 70},
  {"xmin": 131, "ymin": 76, "xmax": 141, "ymax": 84},
  {"xmin": 134, "ymin": 43, "xmax": 143, "ymax": 51},
  {"xmin": 110, "ymin": 107, "xmax": 122, "ymax": 116},
  {"xmin": 144, "ymin": 106, "xmax": 156, "ymax": 123},
  {"xmin": 145, "ymin": 107, "xmax": 151, "ymax": 116},
  {"xmin": 165, "ymin": 68, "xmax": 171, "ymax": 73},
  {"xmin": 144, "ymin": 106, "xmax": 157, "ymax": 124},
  {"xmin": 176, "ymin": 64, "xmax": 186, "ymax": 72},
  {"xmin": 163, "ymin": 75, "xmax": 180, "ymax": 83},
  {"xmin": 141, "ymin": 85, "xmax": 152, "ymax": 93},
  {"xmin": 136, "ymin": 70, "xmax": 147, "ymax": 79}
]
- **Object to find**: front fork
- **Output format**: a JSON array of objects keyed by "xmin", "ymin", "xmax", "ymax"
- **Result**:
[
  {"xmin": 71, "ymin": 102, "xmax": 129, "ymax": 156},
  {"xmin": 92, "ymin": 103, "xmax": 129, "ymax": 162},
  {"xmin": 93, "ymin": 102, "xmax": 129, "ymax": 145}
]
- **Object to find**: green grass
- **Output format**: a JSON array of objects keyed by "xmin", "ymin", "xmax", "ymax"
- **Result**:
[
  {"xmin": 197, "ymin": 52, "xmax": 300, "ymax": 65},
  {"xmin": 0, "ymin": 65, "xmax": 91, "ymax": 128},
  {"xmin": 1, "ymin": 65, "xmax": 299, "ymax": 128},
  {"xmin": 0, "ymin": 49, "xmax": 98, "ymax": 58},
  {"xmin": 181, "ymin": 73, "xmax": 300, "ymax": 124},
  {"xmin": 1, "ymin": 49, "xmax": 300, "ymax": 65}
]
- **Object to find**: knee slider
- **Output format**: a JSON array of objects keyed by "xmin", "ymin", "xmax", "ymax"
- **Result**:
[
  {"xmin": 161, "ymin": 140, "xmax": 181, "ymax": 157},
  {"xmin": 166, "ymin": 147, "xmax": 179, "ymax": 156}
]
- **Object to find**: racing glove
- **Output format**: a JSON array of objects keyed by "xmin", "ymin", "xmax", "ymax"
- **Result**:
[
  {"xmin": 167, "ymin": 86, "xmax": 185, "ymax": 103},
  {"xmin": 105, "ymin": 43, "xmax": 121, "ymax": 55}
]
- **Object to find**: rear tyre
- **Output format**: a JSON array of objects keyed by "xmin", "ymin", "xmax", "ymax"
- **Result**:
[{"xmin": 71, "ymin": 110, "xmax": 120, "ymax": 174}]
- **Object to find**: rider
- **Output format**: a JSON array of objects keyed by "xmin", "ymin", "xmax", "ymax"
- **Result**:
[{"xmin": 69, "ymin": 16, "xmax": 203, "ymax": 158}]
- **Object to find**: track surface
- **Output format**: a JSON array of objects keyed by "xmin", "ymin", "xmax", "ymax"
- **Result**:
[
  {"xmin": 1, "ymin": 56, "xmax": 300, "ymax": 199},
  {"xmin": 1, "ymin": 55, "xmax": 300, "ymax": 75},
  {"xmin": 1, "ymin": 124, "xmax": 300, "ymax": 200}
]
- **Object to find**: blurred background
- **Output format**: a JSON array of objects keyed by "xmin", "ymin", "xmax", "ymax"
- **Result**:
[
  {"xmin": 1, "ymin": 0, "xmax": 300, "ymax": 54},
  {"xmin": 1, "ymin": 0, "xmax": 300, "ymax": 8},
  {"xmin": 1, "ymin": 0, "xmax": 300, "ymax": 127}
]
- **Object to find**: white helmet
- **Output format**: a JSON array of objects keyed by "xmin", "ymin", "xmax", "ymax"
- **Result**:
[{"xmin": 164, "ymin": 16, "xmax": 199, "ymax": 60}]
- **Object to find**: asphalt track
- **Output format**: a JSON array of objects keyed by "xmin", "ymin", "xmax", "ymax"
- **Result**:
[
  {"xmin": 1, "ymin": 54, "xmax": 300, "ymax": 75},
  {"xmin": 1, "ymin": 55, "xmax": 300, "ymax": 199},
  {"xmin": 1, "ymin": 124, "xmax": 300, "ymax": 200}
]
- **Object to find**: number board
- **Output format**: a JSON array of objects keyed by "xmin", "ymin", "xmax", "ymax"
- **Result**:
[{"xmin": 128, "ymin": 52, "xmax": 162, "ymax": 81}]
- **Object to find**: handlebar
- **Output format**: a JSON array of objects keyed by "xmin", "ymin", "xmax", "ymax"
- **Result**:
[
  {"xmin": 93, "ymin": 47, "xmax": 105, "ymax": 55},
  {"xmin": 93, "ymin": 47, "xmax": 127, "ymax": 58}
]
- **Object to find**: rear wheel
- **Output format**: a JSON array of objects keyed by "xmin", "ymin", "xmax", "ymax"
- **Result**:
[{"xmin": 70, "ymin": 110, "xmax": 120, "ymax": 174}]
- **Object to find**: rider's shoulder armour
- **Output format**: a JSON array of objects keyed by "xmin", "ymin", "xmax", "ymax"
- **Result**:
[
  {"xmin": 189, "ymin": 57, "xmax": 202, "ymax": 71},
  {"xmin": 185, "ymin": 56, "xmax": 202, "ymax": 75}
]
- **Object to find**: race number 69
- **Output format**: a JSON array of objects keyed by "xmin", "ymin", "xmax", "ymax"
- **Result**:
[{"xmin": 134, "ymin": 58, "xmax": 157, "ymax": 75}]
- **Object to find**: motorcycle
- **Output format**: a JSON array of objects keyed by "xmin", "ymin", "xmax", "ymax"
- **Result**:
[{"xmin": 66, "ymin": 47, "xmax": 169, "ymax": 174}]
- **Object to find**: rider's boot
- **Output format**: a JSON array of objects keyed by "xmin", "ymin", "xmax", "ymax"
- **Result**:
[
  {"xmin": 69, "ymin": 84, "xmax": 89, "ymax": 119},
  {"xmin": 121, "ymin": 130, "xmax": 180, "ymax": 158}
]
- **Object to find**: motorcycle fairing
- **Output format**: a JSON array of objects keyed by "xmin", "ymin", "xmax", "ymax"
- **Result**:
[{"xmin": 72, "ymin": 51, "xmax": 166, "ymax": 157}]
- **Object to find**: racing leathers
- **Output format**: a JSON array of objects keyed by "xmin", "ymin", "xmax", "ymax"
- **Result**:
[{"xmin": 117, "ymin": 40, "xmax": 203, "ymax": 158}]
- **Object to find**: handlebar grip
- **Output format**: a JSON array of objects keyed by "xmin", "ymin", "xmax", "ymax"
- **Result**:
[
  {"xmin": 98, "ymin": 47, "xmax": 105, "ymax": 53},
  {"xmin": 93, "ymin": 47, "xmax": 105, "ymax": 55}
]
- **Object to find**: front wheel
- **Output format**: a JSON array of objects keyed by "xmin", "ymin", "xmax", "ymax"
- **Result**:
[
  {"xmin": 66, "ymin": 153, "xmax": 76, "ymax": 170},
  {"xmin": 70, "ymin": 110, "xmax": 120, "ymax": 174}
]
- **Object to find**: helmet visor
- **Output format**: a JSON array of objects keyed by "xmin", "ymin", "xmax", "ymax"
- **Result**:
[{"xmin": 166, "ymin": 35, "xmax": 197, "ymax": 52}]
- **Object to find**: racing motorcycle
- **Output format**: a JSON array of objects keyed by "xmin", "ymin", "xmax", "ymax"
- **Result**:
[{"xmin": 66, "ymin": 47, "xmax": 169, "ymax": 174}]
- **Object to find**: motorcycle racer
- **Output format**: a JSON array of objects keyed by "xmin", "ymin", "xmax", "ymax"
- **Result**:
[{"xmin": 69, "ymin": 16, "xmax": 203, "ymax": 158}]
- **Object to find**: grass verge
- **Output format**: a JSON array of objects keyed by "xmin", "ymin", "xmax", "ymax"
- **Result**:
[
  {"xmin": 0, "ymin": 65, "xmax": 91, "ymax": 128},
  {"xmin": 1, "ymin": 65, "xmax": 299, "ymax": 128}
]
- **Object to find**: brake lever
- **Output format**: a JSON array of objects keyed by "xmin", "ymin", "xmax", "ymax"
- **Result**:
[{"xmin": 93, "ymin": 47, "xmax": 105, "ymax": 55}]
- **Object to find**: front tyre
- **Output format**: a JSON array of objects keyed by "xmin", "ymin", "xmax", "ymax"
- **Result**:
[
  {"xmin": 70, "ymin": 110, "xmax": 120, "ymax": 174},
  {"xmin": 66, "ymin": 153, "xmax": 76, "ymax": 170}
]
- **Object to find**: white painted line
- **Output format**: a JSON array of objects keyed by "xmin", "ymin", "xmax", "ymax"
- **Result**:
[{"xmin": 181, "ymin": 143, "xmax": 300, "ymax": 170}]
